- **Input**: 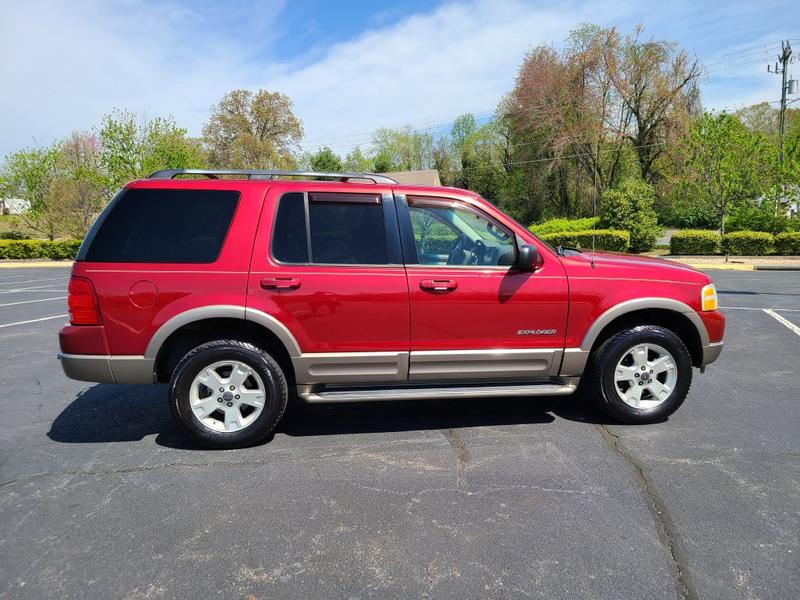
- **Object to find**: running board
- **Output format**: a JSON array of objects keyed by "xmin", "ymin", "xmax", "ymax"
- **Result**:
[{"xmin": 297, "ymin": 380, "xmax": 578, "ymax": 403}]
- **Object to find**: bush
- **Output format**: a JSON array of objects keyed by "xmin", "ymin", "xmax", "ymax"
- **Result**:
[
  {"xmin": 0, "ymin": 239, "xmax": 81, "ymax": 260},
  {"xmin": 600, "ymin": 180, "xmax": 660, "ymax": 252},
  {"xmin": 528, "ymin": 217, "xmax": 599, "ymax": 236},
  {"xmin": 0, "ymin": 230, "xmax": 32, "ymax": 240},
  {"xmin": 726, "ymin": 204, "xmax": 796, "ymax": 235},
  {"xmin": 539, "ymin": 229, "xmax": 630, "ymax": 253},
  {"xmin": 721, "ymin": 231, "xmax": 774, "ymax": 256},
  {"xmin": 775, "ymin": 232, "xmax": 800, "ymax": 255},
  {"xmin": 669, "ymin": 230, "xmax": 721, "ymax": 255},
  {"xmin": 415, "ymin": 235, "xmax": 453, "ymax": 255}
]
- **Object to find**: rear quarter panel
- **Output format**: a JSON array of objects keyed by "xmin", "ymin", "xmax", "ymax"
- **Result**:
[{"xmin": 73, "ymin": 179, "xmax": 265, "ymax": 356}]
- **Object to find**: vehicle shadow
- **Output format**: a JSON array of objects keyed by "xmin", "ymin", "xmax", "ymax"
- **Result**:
[{"xmin": 48, "ymin": 383, "xmax": 622, "ymax": 450}]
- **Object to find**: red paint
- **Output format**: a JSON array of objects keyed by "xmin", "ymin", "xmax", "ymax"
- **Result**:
[{"xmin": 61, "ymin": 178, "xmax": 725, "ymax": 363}]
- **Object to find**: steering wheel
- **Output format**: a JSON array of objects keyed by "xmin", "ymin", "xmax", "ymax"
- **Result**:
[
  {"xmin": 447, "ymin": 235, "xmax": 470, "ymax": 265},
  {"xmin": 469, "ymin": 239, "xmax": 487, "ymax": 265}
]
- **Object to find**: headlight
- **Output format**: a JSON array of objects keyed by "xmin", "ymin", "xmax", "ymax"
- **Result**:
[{"xmin": 701, "ymin": 283, "xmax": 718, "ymax": 311}]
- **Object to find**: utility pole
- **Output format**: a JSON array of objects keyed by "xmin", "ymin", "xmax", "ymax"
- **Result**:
[{"xmin": 768, "ymin": 41, "xmax": 794, "ymax": 213}]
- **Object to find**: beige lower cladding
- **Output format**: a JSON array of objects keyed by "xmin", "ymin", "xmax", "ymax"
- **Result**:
[{"xmin": 292, "ymin": 348, "xmax": 563, "ymax": 384}]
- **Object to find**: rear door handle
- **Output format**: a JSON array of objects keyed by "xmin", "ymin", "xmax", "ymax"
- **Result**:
[
  {"xmin": 420, "ymin": 279, "xmax": 458, "ymax": 292},
  {"xmin": 260, "ymin": 277, "xmax": 301, "ymax": 291}
]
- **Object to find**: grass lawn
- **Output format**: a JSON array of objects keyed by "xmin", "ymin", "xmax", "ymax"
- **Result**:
[{"xmin": 0, "ymin": 215, "xmax": 46, "ymax": 239}]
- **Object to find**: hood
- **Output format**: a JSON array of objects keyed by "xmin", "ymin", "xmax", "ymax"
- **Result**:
[{"xmin": 559, "ymin": 250, "xmax": 711, "ymax": 284}]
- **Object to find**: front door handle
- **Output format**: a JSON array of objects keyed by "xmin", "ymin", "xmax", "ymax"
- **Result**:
[
  {"xmin": 420, "ymin": 279, "xmax": 458, "ymax": 292},
  {"xmin": 260, "ymin": 277, "xmax": 301, "ymax": 291}
]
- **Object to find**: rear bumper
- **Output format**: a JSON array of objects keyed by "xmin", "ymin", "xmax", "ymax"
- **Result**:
[
  {"xmin": 58, "ymin": 353, "xmax": 155, "ymax": 384},
  {"xmin": 701, "ymin": 342, "xmax": 724, "ymax": 366}
]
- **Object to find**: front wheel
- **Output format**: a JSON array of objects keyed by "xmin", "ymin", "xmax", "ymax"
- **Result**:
[
  {"xmin": 586, "ymin": 325, "xmax": 692, "ymax": 424},
  {"xmin": 169, "ymin": 340, "xmax": 288, "ymax": 449}
]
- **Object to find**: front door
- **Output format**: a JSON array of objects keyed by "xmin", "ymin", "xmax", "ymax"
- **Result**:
[{"xmin": 398, "ymin": 194, "xmax": 569, "ymax": 380}]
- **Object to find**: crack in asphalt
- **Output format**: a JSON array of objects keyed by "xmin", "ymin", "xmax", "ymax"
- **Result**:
[
  {"xmin": 598, "ymin": 424, "xmax": 699, "ymax": 600},
  {"xmin": 441, "ymin": 429, "xmax": 471, "ymax": 485}
]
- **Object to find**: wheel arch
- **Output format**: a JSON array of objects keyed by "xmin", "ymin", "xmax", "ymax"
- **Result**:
[
  {"xmin": 147, "ymin": 306, "xmax": 300, "ymax": 383},
  {"xmin": 581, "ymin": 299, "xmax": 708, "ymax": 367}
]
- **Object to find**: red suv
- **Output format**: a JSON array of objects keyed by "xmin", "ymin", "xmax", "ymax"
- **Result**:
[{"xmin": 58, "ymin": 169, "xmax": 725, "ymax": 449}]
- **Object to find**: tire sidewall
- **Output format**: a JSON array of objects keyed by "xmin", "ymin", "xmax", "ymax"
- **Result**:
[
  {"xmin": 598, "ymin": 326, "xmax": 692, "ymax": 422},
  {"xmin": 170, "ymin": 341, "xmax": 287, "ymax": 449}
]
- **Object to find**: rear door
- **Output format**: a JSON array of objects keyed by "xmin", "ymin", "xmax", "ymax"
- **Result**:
[
  {"xmin": 397, "ymin": 193, "xmax": 569, "ymax": 381},
  {"xmin": 247, "ymin": 184, "xmax": 410, "ymax": 383}
]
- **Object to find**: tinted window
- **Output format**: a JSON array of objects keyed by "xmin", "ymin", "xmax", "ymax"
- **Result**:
[
  {"xmin": 272, "ymin": 193, "xmax": 309, "ymax": 263},
  {"xmin": 309, "ymin": 195, "xmax": 388, "ymax": 264},
  {"xmin": 408, "ymin": 198, "xmax": 515, "ymax": 266},
  {"xmin": 82, "ymin": 188, "xmax": 238, "ymax": 263},
  {"xmin": 272, "ymin": 193, "xmax": 389, "ymax": 265}
]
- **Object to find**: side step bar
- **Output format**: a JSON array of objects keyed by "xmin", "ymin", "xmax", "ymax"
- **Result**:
[{"xmin": 297, "ymin": 379, "xmax": 578, "ymax": 403}]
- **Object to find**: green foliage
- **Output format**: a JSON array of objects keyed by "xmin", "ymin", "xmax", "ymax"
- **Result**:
[
  {"xmin": 669, "ymin": 230, "xmax": 721, "ymax": 255},
  {"xmin": 0, "ymin": 230, "xmax": 32, "ymax": 240},
  {"xmin": 599, "ymin": 180, "xmax": 660, "ymax": 252},
  {"xmin": 529, "ymin": 217, "xmax": 599, "ymax": 235},
  {"xmin": 774, "ymin": 232, "xmax": 800, "ymax": 256},
  {"xmin": 370, "ymin": 126, "xmax": 434, "ymax": 172},
  {"xmin": 100, "ymin": 110, "xmax": 204, "ymax": 189},
  {"xmin": 342, "ymin": 146, "xmax": 373, "ymax": 172},
  {"xmin": 0, "ymin": 239, "xmax": 81, "ymax": 260},
  {"xmin": 721, "ymin": 231, "xmax": 774, "ymax": 256},
  {"xmin": 680, "ymin": 112, "xmax": 775, "ymax": 233},
  {"xmin": 539, "ymin": 229, "xmax": 630, "ymax": 252},
  {"xmin": 726, "ymin": 203, "xmax": 798, "ymax": 234},
  {"xmin": 309, "ymin": 146, "xmax": 343, "ymax": 172}
]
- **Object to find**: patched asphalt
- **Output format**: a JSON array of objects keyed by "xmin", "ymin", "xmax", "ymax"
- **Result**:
[{"xmin": 0, "ymin": 267, "xmax": 798, "ymax": 600}]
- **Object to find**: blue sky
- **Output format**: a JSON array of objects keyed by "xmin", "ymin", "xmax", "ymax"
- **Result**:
[{"xmin": 1, "ymin": 0, "xmax": 798, "ymax": 157}]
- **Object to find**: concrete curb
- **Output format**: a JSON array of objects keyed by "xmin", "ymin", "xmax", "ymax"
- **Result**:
[
  {"xmin": 754, "ymin": 265, "xmax": 800, "ymax": 271},
  {"xmin": 0, "ymin": 261, "xmax": 73, "ymax": 268},
  {"xmin": 681, "ymin": 263, "xmax": 754, "ymax": 271}
]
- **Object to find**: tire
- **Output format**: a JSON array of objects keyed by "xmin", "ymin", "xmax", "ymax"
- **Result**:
[
  {"xmin": 585, "ymin": 325, "xmax": 692, "ymax": 424},
  {"xmin": 169, "ymin": 340, "xmax": 288, "ymax": 449}
]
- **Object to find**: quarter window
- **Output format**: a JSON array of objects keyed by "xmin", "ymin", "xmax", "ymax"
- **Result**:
[
  {"xmin": 272, "ymin": 192, "xmax": 389, "ymax": 265},
  {"xmin": 408, "ymin": 197, "xmax": 516, "ymax": 267}
]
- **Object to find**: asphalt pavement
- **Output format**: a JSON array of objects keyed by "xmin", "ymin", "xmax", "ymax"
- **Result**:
[{"xmin": 0, "ymin": 266, "xmax": 798, "ymax": 600}]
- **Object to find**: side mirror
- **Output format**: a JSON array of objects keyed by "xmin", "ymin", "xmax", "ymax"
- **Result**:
[{"xmin": 515, "ymin": 244, "xmax": 542, "ymax": 272}]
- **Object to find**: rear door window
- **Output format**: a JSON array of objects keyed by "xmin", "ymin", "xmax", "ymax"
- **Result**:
[
  {"xmin": 271, "ymin": 192, "xmax": 389, "ymax": 265},
  {"xmin": 80, "ymin": 188, "xmax": 239, "ymax": 263}
]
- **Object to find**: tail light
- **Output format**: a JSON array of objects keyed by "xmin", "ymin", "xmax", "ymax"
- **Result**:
[{"xmin": 68, "ymin": 276, "xmax": 100, "ymax": 325}]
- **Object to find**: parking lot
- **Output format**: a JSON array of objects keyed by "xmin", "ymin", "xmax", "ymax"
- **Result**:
[{"xmin": 0, "ymin": 265, "xmax": 798, "ymax": 600}]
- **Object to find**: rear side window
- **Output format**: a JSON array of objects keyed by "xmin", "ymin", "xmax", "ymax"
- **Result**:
[
  {"xmin": 81, "ymin": 188, "xmax": 239, "ymax": 263},
  {"xmin": 271, "ymin": 192, "xmax": 388, "ymax": 265}
]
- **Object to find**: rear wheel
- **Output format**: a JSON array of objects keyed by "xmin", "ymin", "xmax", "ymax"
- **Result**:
[
  {"xmin": 169, "ymin": 340, "xmax": 288, "ymax": 449},
  {"xmin": 586, "ymin": 325, "xmax": 692, "ymax": 424}
]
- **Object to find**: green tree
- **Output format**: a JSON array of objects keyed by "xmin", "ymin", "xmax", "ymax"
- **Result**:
[
  {"xmin": 342, "ymin": 146, "xmax": 373, "ymax": 172},
  {"xmin": 202, "ymin": 89, "xmax": 303, "ymax": 169},
  {"xmin": 309, "ymin": 146, "xmax": 343, "ymax": 171},
  {"xmin": 600, "ymin": 179, "xmax": 660, "ymax": 252},
  {"xmin": 370, "ymin": 126, "xmax": 434, "ymax": 171},
  {"xmin": 99, "ymin": 110, "xmax": 203, "ymax": 190},
  {"xmin": 680, "ymin": 113, "xmax": 773, "ymax": 234},
  {"xmin": 55, "ymin": 132, "xmax": 107, "ymax": 238},
  {"xmin": 2, "ymin": 144, "xmax": 64, "ymax": 240}
]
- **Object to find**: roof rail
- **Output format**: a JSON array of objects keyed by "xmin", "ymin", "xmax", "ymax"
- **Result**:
[{"xmin": 147, "ymin": 169, "xmax": 398, "ymax": 185}]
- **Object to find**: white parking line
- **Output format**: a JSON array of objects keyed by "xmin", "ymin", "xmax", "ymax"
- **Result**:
[
  {"xmin": 0, "ymin": 285, "xmax": 68, "ymax": 295},
  {"xmin": 763, "ymin": 309, "xmax": 800, "ymax": 337},
  {"xmin": 0, "ymin": 296, "xmax": 67, "ymax": 308},
  {"xmin": 720, "ymin": 306, "xmax": 800, "ymax": 312},
  {"xmin": 0, "ymin": 314, "xmax": 68, "ymax": 329},
  {"xmin": 0, "ymin": 276, "xmax": 67, "ymax": 286}
]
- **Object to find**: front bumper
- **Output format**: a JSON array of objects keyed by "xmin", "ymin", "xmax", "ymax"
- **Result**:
[
  {"xmin": 701, "ymin": 342, "xmax": 724, "ymax": 366},
  {"xmin": 58, "ymin": 353, "xmax": 155, "ymax": 384}
]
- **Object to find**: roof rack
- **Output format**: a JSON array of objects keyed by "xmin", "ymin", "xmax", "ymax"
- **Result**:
[{"xmin": 147, "ymin": 169, "xmax": 398, "ymax": 185}]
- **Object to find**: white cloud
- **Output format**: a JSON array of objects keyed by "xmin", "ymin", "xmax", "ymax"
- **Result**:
[{"xmin": 1, "ymin": 0, "xmax": 792, "ymax": 158}]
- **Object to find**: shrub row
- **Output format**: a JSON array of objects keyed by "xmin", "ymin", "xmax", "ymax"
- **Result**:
[
  {"xmin": 0, "ymin": 239, "xmax": 82, "ymax": 260},
  {"xmin": 528, "ymin": 217, "xmax": 599, "ymax": 236},
  {"xmin": 669, "ymin": 230, "xmax": 720, "ymax": 255},
  {"xmin": 670, "ymin": 230, "xmax": 800, "ymax": 256},
  {"xmin": 539, "ymin": 229, "xmax": 630, "ymax": 253}
]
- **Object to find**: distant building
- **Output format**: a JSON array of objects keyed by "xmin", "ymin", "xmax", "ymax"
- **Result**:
[
  {"xmin": 0, "ymin": 198, "xmax": 29, "ymax": 215},
  {"xmin": 383, "ymin": 169, "xmax": 441, "ymax": 186}
]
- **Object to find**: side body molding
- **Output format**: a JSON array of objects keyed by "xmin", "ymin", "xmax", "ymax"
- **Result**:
[
  {"xmin": 144, "ymin": 305, "xmax": 302, "ymax": 359},
  {"xmin": 560, "ymin": 297, "xmax": 710, "ymax": 377}
]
